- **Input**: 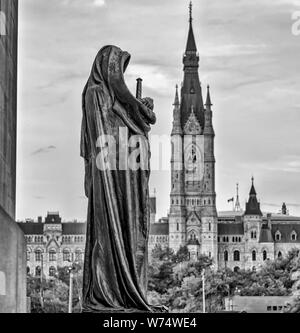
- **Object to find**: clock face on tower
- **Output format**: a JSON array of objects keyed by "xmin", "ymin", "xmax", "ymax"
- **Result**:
[{"xmin": 184, "ymin": 142, "xmax": 204, "ymax": 182}]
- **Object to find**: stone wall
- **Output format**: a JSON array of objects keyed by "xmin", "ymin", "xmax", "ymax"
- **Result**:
[{"xmin": 0, "ymin": 207, "xmax": 26, "ymax": 313}]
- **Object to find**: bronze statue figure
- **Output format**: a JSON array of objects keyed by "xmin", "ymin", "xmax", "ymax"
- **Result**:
[{"xmin": 80, "ymin": 45, "xmax": 162, "ymax": 312}]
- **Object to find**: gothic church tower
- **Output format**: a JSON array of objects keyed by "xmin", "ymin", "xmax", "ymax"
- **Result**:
[{"xmin": 169, "ymin": 3, "xmax": 218, "ymax": 265}]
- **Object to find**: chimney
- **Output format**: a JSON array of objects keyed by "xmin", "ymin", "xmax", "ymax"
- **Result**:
[
  {"xmin": 281, "ymin": 203, "xmax": 287, "ymax": 215},
  {"xmin": 267, "ymin": 213, "xmax": 272, "ymax": 229},
  {"xmin": 37, "ymin": 216, "xmax": 42, "ymax": 223}
]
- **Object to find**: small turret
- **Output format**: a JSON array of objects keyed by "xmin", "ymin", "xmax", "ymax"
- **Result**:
[
  {"xmin": 171, "ymin": 85, "xmax": 182, "ymax": 135},
  {"xmin": 203, "ymin": 85, "xmax": 215, "ymax": 136}
]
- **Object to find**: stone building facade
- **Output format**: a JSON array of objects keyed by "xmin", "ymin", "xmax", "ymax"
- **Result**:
[
  {"xmin": 0, "ymin": 0, "xmax": 27, "ymax": 313},
  {"xmin": 148, "ymin": 6, "xmax": 300, "ymax": 271},
  {"xmin": 18, "ymin": 212, "xmax": 86, "ymax": 279}
]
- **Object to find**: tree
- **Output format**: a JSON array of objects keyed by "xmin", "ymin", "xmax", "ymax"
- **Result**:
[{"xmin": 27, "ymin": 264, "xmax": 83, "ymax": 313}]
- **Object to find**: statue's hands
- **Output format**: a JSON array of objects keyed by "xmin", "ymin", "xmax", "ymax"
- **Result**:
[
  {"xmin": 139, "ymin": 97, "xmax": 156, "ymax": 126},
  {"xmin": 141, "ymin": 97, "xmax": 154, "ymax": 111}
]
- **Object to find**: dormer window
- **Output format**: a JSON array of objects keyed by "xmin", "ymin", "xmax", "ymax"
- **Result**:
[
  {"xmin": 291, "ymin": 231, "xmax": 297, "ymax": 241},
  {"xmin": 275, "ymin": 231, "xmax": 281, "ymax": 241}
]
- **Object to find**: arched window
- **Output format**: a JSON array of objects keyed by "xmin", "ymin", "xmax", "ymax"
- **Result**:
[
  {"xmin": 49, "ymin": 249, "xmax": 56, "ymax": 262},
  {"xmin": 35, "ymin": 249, "xmax": 42, "ymax": 262},
  {"xmin": 233, "ymin": 250, "xmax": 240, "ymax": 262},
  {"xmin": 252, "ymin": 250, "xmax": 256, "ymax": 261},
  {"xmin": 275, "ymin": 231, "xmax": 281, "ymax": 241},
  {"xmin": 291, "ymin": 231, "xmax": 297, "ymax": 241},
  {"xmin": 63, "ymin": 249, "xmax": 71, "ymax": 262},
  {"xmin": 208, "ymin": 223, "xmax": 211, "ymax": 232},
  {"xmin": 177, "ymin": 223, "xmax": 179, "ymax": 231},
  {"xmin": 35, "ymin": 266, "xmax": 41, "ymax": 276},
  {"xmin": 0, "ymin": 11, "xmax": 6, "ymax": 36},
  {"xmin": 278, "ymin": 251, "xmax": 282, "ymax": 259},
  {"xmin": 224, "ymin": 250, "xmax": 228, "ymax": 262},
  {"xmin": 251, "ymin": 230, "xmax": 257, "ymax": 239},
  {"xmin": 49, "ymin": 266, "xmax": 56, "ymax": 277},
  {"xmin": 263, "ymin": 250, "xmax": 267, "ymax": 261},
  {"xmin": 27, "ymin": 267, "xmax": 30, "ymax": 275},
  {"xmin": 27, "ymin": 251, "xmax": 30, "ymax": 261}
]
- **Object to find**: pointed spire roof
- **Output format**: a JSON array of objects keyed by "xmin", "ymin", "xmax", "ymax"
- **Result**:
[
  {"xmin": 245, "ymin": 177, "xmax": 262, "ymax": 216},
  {"xmin": 205, "ymin": 85, "xmax": 212, "ymax": 107},
  {"xmin": 173, "ymin": 84, "xmax": 180, "ymax": 106},
  {"xmin": 185, "ymin": 2, "xmax": 197, "ymax": 53}
]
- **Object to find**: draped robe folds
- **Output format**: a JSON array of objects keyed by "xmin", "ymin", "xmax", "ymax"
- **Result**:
[{"xmin": 80, "ymin": 45, "xmax": 160, "ymax": 313}]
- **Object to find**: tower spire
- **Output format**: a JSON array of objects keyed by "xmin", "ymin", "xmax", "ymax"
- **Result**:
[{"xmin": 234, "ymin": 183, "xmax": 241, "ymax": 211}]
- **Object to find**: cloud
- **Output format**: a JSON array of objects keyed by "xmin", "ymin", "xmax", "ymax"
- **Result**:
[
  {"xmin": 17, "ymin": 0, "xmax": 300, "ymax": 221},
  {"xmin": 93, "ymin": 0, "xmax": 106, "ymax": 7},
  {"xmin": 61, "ymin": 0, "xmax": 106, "ymax": 8},
  {"xmin": 31, "ymin": 145, "xmax": 57, "ymax": 156}
]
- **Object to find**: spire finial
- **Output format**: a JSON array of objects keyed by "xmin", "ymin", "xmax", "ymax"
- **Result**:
[
  {"xmin": 205, "ymin": 85, "xmax": 212, "ymax": 107},
  {"xmin": 173, "ymin": 84, "xmax": 180, "ymax": 106},
  {"xmin": 251, "ymin": 176, "xmax": 254, "ymax": 185},
  {"xmin": 189, "ymin": 1, "xmax": 193, "ymax": 24}
]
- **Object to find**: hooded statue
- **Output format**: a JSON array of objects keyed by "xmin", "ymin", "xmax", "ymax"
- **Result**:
[{"xmin": 80, "ymin": 45, "xmax": 162, "ymax": 312}]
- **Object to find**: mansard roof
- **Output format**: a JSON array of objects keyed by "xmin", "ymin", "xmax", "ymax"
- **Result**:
[
  {"xmin": 150, "ymin": 223, "xmax": 169, "ymax": 235},
  {"xmin": 271, "ymin": 224, "xmax": 300, "ymax": 243},
  {"xmin": 18, "ymin": 222, "xmax": 86, "ymax": 235},
  {"xmin": 218, "ymin": 223, "xmax": 244, "ymax": 235},
  {"xmin": 62, "ymin": 223, "xmax": 86, "ymax": 235},
  {"xmin": 18, "ymin": 223, "xmax": 44, "ymax": 235}
]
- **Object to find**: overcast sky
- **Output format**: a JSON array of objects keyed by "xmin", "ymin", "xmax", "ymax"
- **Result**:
[{"xmin": 17, "ymin": 0, "xmax": 300, "ymax": 221}]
